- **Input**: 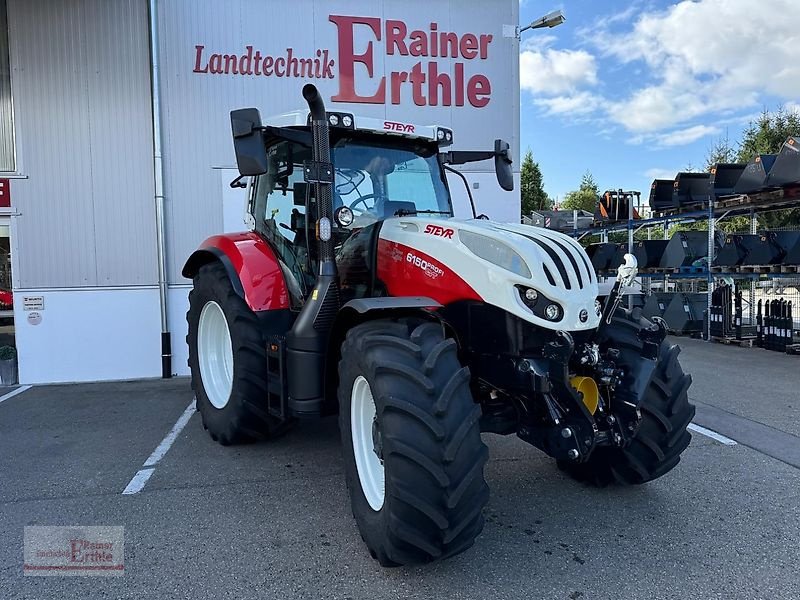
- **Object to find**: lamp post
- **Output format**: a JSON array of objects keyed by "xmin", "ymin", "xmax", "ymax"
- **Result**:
[{"xmin": 517, "ymin": 10, "xmax": 566, "ymax": 37}]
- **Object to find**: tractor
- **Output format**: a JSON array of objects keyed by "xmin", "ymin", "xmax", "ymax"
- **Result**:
[{"xmin": 183, "ymin": 84, "xmax": 695, "ymax": 566}]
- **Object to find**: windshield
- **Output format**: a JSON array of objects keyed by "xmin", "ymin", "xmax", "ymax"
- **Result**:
[{"xmin": 332, "ymin": 140, "xmax": 453, "ymax": 227}]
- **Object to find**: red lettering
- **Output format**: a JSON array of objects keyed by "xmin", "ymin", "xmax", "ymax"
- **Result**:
[
  {"xmin": 193, "ymin": 45, "xmax": 208, "ymax": 73},
  {"xmin": 390, "ymin": 71, "xmax": 407, "ymax": 104},
  {"xmin": 330, "ymin": 14, "xmax": 385, "ymax": 104},
  {"xmin": 274, "ymin": 57, "xmax": 285, "ymax": 77},
  {"xmin": 467, "ymin": 74, "xmax": 491, "ymax": 108},
  {"xmin": 238, "ymin": 46, "xmax": 253, "ymax": 75},
  {"xmin": 253, "ymin": 49, "xmax": 263, "ymax": 75},
  {"xmin": 386, "ymin": 20, "xmax": 408, "ymax": 55},
  {"xmin": 410, "ymin": 63, "xmax": 426, "ymax": 106},
  {"xmin": 409, "ymin": 31, "xmax": 427, "ymax": 57},
  {"xmin": 222, "ymin": 54, "xmax": 238, "ymax": 74},
  {"xmin": 424, "ymin": 224, "xmax": 454, "ymax": 238},
  {"xmin": 479, "ymin": 34, "xmax": 493, "ymax": 59},
  {"xmin": 428, "ymin": 62, "xmax": 451, "ymax": 107},
  {"xmin": 454, "ymin": 62, "xmax": 465, "ymax": 106},
  {"xmin": 209, "ymin": 53, "xmax": 223, "ymax": 74},
  {"xmin": 440, "ymin": 32, "xmax": 458, "ymax": 58},
  {"xmin": 262, "ymin": 55, "xmax": 274, "ymax": 76},
  {"xmin": 460, "ymin": 34, "xmax": 478, "ymax": 60}
]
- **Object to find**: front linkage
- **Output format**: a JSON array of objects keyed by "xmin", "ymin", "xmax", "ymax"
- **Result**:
[{"xmin": 516, "ymin": 254, "xmax": 669, "ymax": 464}]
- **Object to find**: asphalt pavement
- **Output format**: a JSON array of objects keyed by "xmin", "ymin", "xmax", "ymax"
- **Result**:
[{"xmin": 1, "ymin": 339, "xmax": 799, "ymax": 599}]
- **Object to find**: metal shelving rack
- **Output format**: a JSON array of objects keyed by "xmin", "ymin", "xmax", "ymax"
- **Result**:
[{"xmin": 568, "ymin": 188, "xmax": 800, "ymax": 341}]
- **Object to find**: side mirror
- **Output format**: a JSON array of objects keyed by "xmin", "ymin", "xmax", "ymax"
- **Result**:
[
  {"xmin": 494, "ymin": 139, "xmax": 514, "ymax": 192},
  {"xmin": 231, "ymin": 108, "xmax": 268, "ymax": 176}
]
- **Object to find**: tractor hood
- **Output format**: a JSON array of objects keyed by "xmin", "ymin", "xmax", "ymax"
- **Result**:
[{"xmin": 378, "ymin": 217, "xmax": 602, "ymax": 331}]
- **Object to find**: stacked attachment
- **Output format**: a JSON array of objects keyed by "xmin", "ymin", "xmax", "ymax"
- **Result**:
[
  {"xmin": 649, "ymin": 179, "xmax": 678, "ymax": 212},
  {"xmin": 673, "ymin": 172, "xmax": 713, "ymax": 207},
  {"xmin": 765, "ymin": 138, "xmax": 800, "ymax": 188},
  {"xmin": 734, "ymin": 154, "xmax": 778, "ymax": 195},
  {"xmin": 710, "ymin": 284, "xmax": 733, "ymax": 337},
  {"xmin": 714, "ymin": 234, "xmax": 760, "ymax": 267},
  {"xmin": 633, "ymin": 239, "xmax": 669, "ymax": 268},
  {"xmin": 758, "ymin": 299, "xmax": 794, "ymax": 352},
  {"xmin": 595, "ymin": 190, "xmax": 640, "ymax": 223},
  {"xmin": 708, "ymin": 163, "xmax": 747, "ymax": 197}
]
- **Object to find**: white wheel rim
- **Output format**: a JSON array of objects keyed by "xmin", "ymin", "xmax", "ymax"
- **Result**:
[
  {"xmin": 197, "ymin": 301, "xmax": 234, "ymax": 409},
  {"xmin": 351, "ymin": 375, "xmax": 385, "ymax": 511}
]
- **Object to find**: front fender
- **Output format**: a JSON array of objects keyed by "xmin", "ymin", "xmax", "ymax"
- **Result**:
[{"xmin": 182, "ymin": 232, "xmax": 290, "ymax": 312}]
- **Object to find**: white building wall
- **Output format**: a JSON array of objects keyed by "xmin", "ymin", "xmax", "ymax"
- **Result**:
[{"xmin": 8, "ymin": 0, "xmax": 160, "ymax": 383}]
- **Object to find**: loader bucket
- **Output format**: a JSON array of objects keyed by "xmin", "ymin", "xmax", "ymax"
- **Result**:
[
  {"xmin": 663, "ymin": 293, "xmax": 705, "ymax": 333},
  {"xmin": 765, "ymin": 137, "xmax": 800, "ymax": 188},
  {"xmin": 714, "ymin": 234, "xmax": 761, "ymax": 267},
  {"xmin": 585, "ymin": 243, "xmax": 619, "ymax": 272},
  {"xmin": 710, "ymin": 163, "xmax": 747, "ymax": 197},
  {"xmin": 649, "ymin": 179, "xmax": 678, "ymax": 212},
  {"xmin": 642, "ymin": 292, "xmax": 672, "ymax": 321},
  {"xmin": 673, "ymin": 172, "xmax": 713, "ymax": 207},
  {"xmin": 660, "ymin": 231, "xmax": 719, "ymax": 268},
  {"xmin": 633, "ymin": 239, "xmax": 669, "ymax": 268},
  {"xmin": 742, "ymin": 231, "xmax": 800, "ymax": 265},
  {"xmin": 784, "ymin": 234, "xmax": 800, "ymax": 265},
  {"xmin": 734, "ymin": 154, "xmax": 777, "ymax": 195}
]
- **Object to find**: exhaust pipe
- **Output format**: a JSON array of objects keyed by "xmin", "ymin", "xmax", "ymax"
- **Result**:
[{"xmin": 285, "ymin": 84, "xmax": 340, "ymax": 417}]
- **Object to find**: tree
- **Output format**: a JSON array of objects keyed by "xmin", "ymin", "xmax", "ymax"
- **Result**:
[
  {"xmin": 704, "ymin": 133, "xmax": 737, "ymax": 171},
  {"xmin": 737, "ymin": 107, "xmax": 800, "ymax": 162},
  {"xmin": 520, "ymin": 149, "xmax": 551, "ymax": 216},
  {"xmin": 737, "ymin": 107, "xmax": 800, "ymax": 227},
  {"xmin": 561, "ymin": 170, "xmax": 599, "ymax": 213}
]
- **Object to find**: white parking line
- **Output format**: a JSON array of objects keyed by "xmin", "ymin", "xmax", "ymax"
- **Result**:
[
  {"xmin": 143, "ymin": 401, "xmax": 197, "ymax": 467},
  {"xmin": 688, "ymin": 423, "xmax": 738, "ymax": 446},
  {"xmin": 0, "ymin": 385, "xmax": 33, "ymax": 404},
  {"xmin": 122, "ymin": 468, "xmax": 155, "ymax": 495},
  {"xmin": 122, "ymin": 399, "xmax": 196, "ymax": 495}
]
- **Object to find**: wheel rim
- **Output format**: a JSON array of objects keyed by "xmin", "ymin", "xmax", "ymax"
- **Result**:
[
  {"xmin": 197, "ymin": 300, "xmax": 234, "ymax": 409},
  {"xmin": 351, "ymin": 375, "xmax": 385, "ymax": 511}
]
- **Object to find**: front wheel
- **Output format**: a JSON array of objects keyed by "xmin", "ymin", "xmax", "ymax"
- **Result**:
[
  {"xmin": 338, "ymin": 319, "xmax": 489, "ymax": 566},
  {"xmin": 559, "ymin": 308, "xmax": 695, "ymax": 486},
  {"xmin": 187, "ymin": 262, "xmax": 287, "ymax": 445}
]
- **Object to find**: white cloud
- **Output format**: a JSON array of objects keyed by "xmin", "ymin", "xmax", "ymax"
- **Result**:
[
  {"xmin": 599, "ymin": 0, "xmax": 800, "ymax": 132},
  {"xmin": 520, "ymin": 48, "xmax": 598, "ymax": 95},
  {"xmin": 655, "ymin": 124, "xmax": 720, "ymax": 147},
  {"xmin": 645, "ymin": 168, "xmax": 679, "ymax": 181},
  {"xmin": 533, "ymin": 91, "xmax": 603, "ymax": 116}
]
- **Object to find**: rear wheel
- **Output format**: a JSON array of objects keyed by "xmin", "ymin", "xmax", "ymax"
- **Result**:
[
  {"xmin": 187, "ymin": 262, "xmax": 286, "ymax": 445},
  {"xmin": 558, "ymin": 308, "xmax": 695, "ymax": 486},
  {"xmin": 338, "ymin": 319, "xmax": 489, "ymax": 566}
]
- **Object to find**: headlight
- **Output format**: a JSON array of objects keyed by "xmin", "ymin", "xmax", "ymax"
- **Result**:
[
  {"xmin": 544, "ymin": 304, "xmax": 561, "ymax": 321},
  {"xmin": 459, "ymin": 231, "xmax": 531, "ymax": 278}
]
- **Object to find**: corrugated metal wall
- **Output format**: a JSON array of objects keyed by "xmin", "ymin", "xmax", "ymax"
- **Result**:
[{"xmin": 8, "ymin": 0, "xmax": 157, "ymax": 288}]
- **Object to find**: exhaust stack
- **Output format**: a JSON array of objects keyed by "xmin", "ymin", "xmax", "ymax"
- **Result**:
[{"xmin": 285, "ymin": 84, "xmax": 341, "ymax": 417}]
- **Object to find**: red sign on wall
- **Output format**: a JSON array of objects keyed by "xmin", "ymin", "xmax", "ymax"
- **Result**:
[{"xmin": 0, "ymin": 179, "xmax": 9, "ymax": 208}]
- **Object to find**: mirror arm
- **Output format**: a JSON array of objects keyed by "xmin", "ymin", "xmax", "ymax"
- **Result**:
[
  {"xmin": 441, "ymin": 150, "xmax": 495, "ymax": 165},
  {"xmin": 443, "ymin": 164, "xmax": 477, "ymax": 219}
]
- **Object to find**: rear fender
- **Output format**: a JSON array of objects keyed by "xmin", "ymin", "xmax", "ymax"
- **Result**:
[{"xmin": 182, "ymin": 232, "xmax": 290, "ymax": 312}]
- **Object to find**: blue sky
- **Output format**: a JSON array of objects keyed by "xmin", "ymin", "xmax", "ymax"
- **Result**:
[{"xmin": 518, "ymin": 0, "xmax": 800, "ymax": 205}]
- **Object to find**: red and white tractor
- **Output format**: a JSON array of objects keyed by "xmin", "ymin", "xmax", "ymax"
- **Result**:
[{"xmin": 183, "ymin": 84, "xmax": 694, "ymax": 566}]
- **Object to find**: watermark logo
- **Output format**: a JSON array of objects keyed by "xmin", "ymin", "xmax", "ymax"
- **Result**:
[{"xmin": 23, "ymin": 526, "xmax": 124, "ymax": 576}]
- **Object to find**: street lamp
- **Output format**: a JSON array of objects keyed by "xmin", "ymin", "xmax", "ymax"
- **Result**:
[{"xmin": 518, "ymin": 10, "xmax": 566, "ymax": 37}]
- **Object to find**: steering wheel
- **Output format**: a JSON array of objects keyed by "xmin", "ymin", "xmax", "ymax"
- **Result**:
[{"xmin": 348, "ymin": 194, "xmax": 376, "ymax": 214}]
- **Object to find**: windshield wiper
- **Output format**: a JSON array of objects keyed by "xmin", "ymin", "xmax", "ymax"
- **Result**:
[{"xmin": 394, "ymin": 209, "xmax": 452, "ymax": 216}]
